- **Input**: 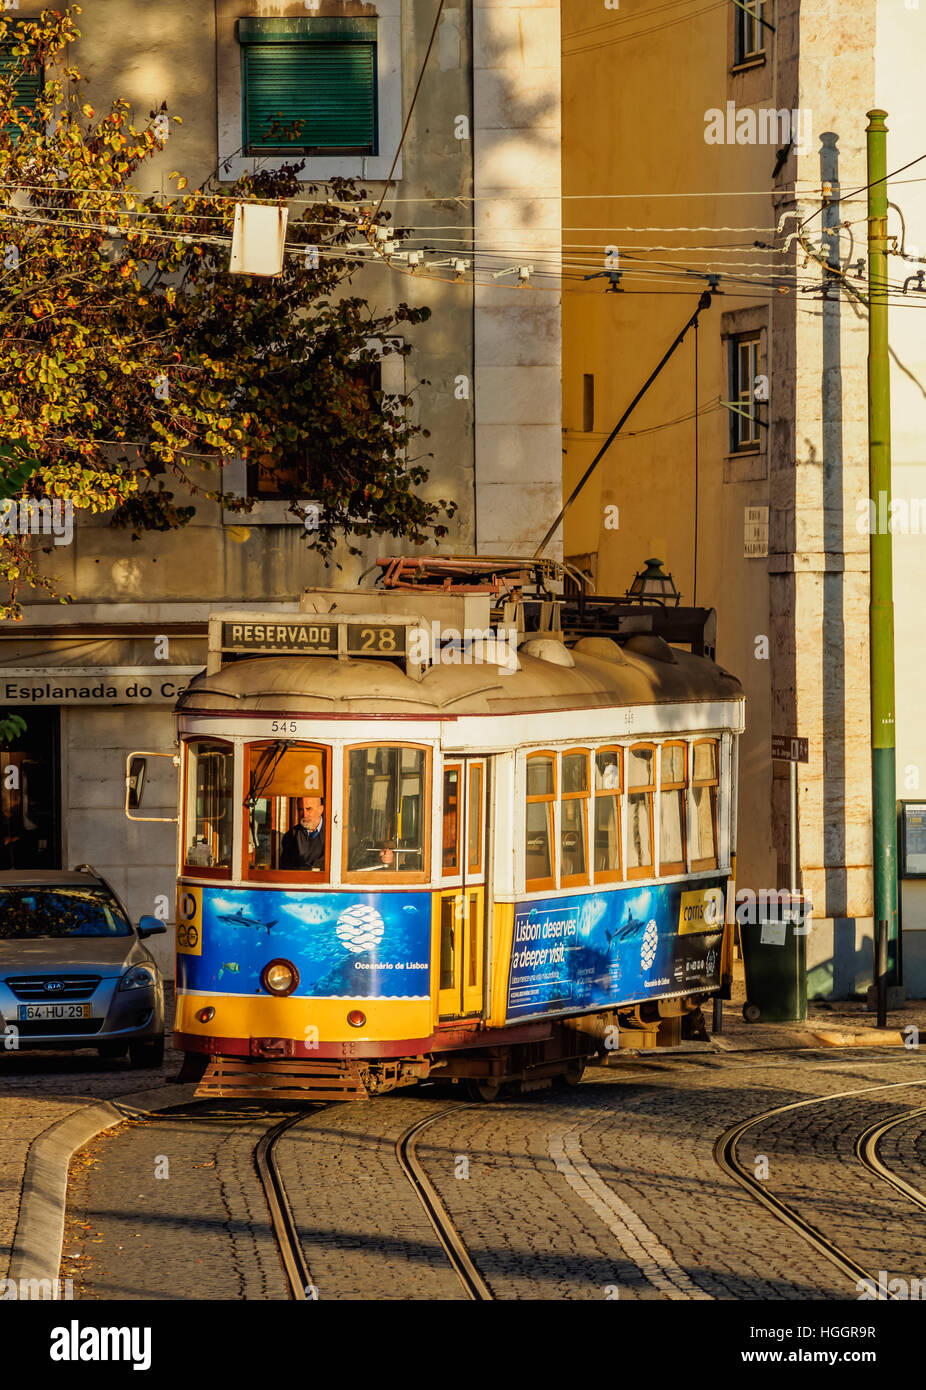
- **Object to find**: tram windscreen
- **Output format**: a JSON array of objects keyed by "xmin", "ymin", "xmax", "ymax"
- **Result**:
[
  {"xmin": 346, "ymin": 746, "xmax": 426, "ymax": 872},
  {"xmin": 245, "ymin": 744, "xmax": 328, "ymax": 874},
  {"xmin": 184, "ymin": 742, "xmax": 233, "ymax": 870}
]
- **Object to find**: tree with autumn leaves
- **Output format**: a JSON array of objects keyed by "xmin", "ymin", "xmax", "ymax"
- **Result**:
[{"xmin": 0, "ymin": 6, "xmax": 454, "ymax": 618}]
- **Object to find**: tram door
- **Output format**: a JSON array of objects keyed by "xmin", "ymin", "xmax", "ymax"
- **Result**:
[{"xmin": 437, "ymin": 758, "xmax": 487, "ymax": 1019}]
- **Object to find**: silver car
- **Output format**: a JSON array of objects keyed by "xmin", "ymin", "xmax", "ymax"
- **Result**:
[{"xmin": 0, "ymin": 868, "xmax": 166, "ymax": 1067}]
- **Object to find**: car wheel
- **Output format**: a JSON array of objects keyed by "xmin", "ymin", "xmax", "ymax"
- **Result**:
[
  {"xmin": 742, "ymin": 1002, "xmax": 762, "ymax": 1024},
  {"xmin": 129, "ymin": 1035, "xmax": 165, "ymax": 1069},
  {"xmin": 97, "ymin": 1042, "xmax": 128, "ymax": 1060}
]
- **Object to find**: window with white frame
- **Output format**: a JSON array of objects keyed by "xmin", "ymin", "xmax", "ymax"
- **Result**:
[
  {"xmin": 222, "ymin": 338, "xmax": 405, "ymax": 525},
  {"xmin": 216, "ymin": 1, "xmax": 402, "ymax": 184},
  {"xmin": 239, "ymin": 17, "xmax": 377, "ymax": 157}
]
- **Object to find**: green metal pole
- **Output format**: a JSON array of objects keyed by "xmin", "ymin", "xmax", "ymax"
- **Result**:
[{"xmin": 866, "ymin": 110, "xmax": 899, "ymax": 981}]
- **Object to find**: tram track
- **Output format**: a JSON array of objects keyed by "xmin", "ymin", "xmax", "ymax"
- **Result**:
[
  {"xmin": 263, "ymin": 1100, "xmax": 493, "ymax": 1300},
  {"xmin": 395, "ymin": 1106, "xmax": 494, "ymax": 1301},
  {"xmin": 714, "ymin": 1078, "xmax": 926, "ymax": 1297},
  {"xmin": 143, "ymin": 1102, "xmax": 322, "ymax": 1300},
  {"xmin": 77, "ymin": 1097, "xmax": 493, "ymax": 1301},
  {"xmin": 255, "ymin": 1111, "xmax": 319, "ymax": 1300},
  {"xmin": 856, "ymin": 1105, "xmax": 926, "ymax": 1214}
]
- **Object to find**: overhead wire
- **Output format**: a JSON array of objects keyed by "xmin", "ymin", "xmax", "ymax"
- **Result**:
[
  {"xmin": 564, "ymin": 0, "xmax": 730, "ymax": 56},
  {"xmin": 563, "ymin": 0, "xmax": 720, "ymax": 42},
  {"xmin": 371, "ymin": 0, "xmax": 445, "ymax": 219},
  {"xmin": 5, "ymin": 178, "xmax": 926, "ymax": 308}
]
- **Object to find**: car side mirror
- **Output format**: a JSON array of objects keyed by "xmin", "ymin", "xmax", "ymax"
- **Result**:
[{"xmin": 138, "ymin": 916, "xmax": 168, "ymax": 938}]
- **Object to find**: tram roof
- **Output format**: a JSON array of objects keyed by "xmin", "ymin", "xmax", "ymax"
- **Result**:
[{"xmin": 177, "ymin": 638, "xmax": 742, "ymax": 719}]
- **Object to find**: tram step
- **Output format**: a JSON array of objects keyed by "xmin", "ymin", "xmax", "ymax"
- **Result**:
[{"xmin": 195, "ymin": 1057, "xmax": 370, "ymax": 1102}]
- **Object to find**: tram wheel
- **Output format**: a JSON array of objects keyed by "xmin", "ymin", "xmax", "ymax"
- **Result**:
[
  {"xmin": 464, "ymin": 1077, "xmax": 503, "ymax": 1102},
  {"xmin": 742, "ymin": 1002, "xmax": 762, "ymax": 1024}
]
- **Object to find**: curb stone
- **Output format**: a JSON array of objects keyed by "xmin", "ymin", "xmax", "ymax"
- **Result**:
[
  {"xmin": 811, "ymin": 1028, "xmax": 905, "ymax": 1047},
  {"xmin": 7, "ymin": 1082, "xmax": 198, "ymax": 1287}
]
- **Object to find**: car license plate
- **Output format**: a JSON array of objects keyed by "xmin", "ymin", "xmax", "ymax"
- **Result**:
[{"xmin": 18, "ymin": 1003, "xmax": 92, "ymax": 1021}]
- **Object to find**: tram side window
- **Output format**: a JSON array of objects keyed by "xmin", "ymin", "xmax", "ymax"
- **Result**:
[
  {"xmin": 659, "ymin": 742, "xmax": 688, "ymax": 875},
  {"xmin": 561, "ymin": 750, "xmax": 589, "ymax": 887},
  {"xmin": 245, "ymin": 743, "xmax": 328, "ymax": 877},
  {"xmin": 442, "ymin": 764, "xmax": 461, "ymax": 875},
  {"xmin": 690, "ymin": 739, "xmax": 719, "ymax": 869},
  {"xmin": 594, "ymin": 747, "xmax": 622, "ymax": 881},
  {"xmin": 627, "ymin": 744, "xmax": 654, "ymax": 878},
  {"xmin": 468, "ymin": 763, "xmax": 484, "ymax": 876},
  {"xmin": 184, "ymin": 741, "xmax": 233, "ymax": 871},
  {"xmin": 525, "ymin": 752, "xmax": 556, "ymax": 891},
  {"xmin": 345, "ymin": 745, "xmax": 428, "ymax": 876}
]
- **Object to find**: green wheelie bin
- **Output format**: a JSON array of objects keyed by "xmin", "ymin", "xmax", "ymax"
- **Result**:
[{"xmin": 739, "ymin": 898, "xmax": 808, "ymax": 1023}]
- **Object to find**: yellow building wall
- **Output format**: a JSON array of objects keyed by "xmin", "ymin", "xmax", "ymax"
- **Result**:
[{"xmin": 561, "ymin": 0, "xmax": 776, "ymax": 892}]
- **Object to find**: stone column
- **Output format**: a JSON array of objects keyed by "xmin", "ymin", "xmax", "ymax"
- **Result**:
[{"xmin": 472, "ymin": 0, "xmax": 562, "ymax": 556}]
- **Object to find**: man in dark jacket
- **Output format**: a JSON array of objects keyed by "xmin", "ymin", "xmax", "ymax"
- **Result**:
[{"xmin": 279, "ymin": 796, "xmax": 326, "ymax": 871}]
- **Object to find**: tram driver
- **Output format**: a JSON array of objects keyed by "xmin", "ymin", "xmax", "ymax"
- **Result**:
[{"xmin": 280, "ymin": 796, "xmax": 326, "ymax": 871}]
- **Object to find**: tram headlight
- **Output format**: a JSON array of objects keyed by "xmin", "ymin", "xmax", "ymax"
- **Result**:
[
  {"xmin": 347, "ymin": 1010, "xmax": 366, "ymax": 1028},
  {"xmin": 261, "ymin": 959, "xmax": 299, "ymax": 997},
  {"xmin": 196, "ymin": 1007, "xmax": 216, "ymax": 1023}
]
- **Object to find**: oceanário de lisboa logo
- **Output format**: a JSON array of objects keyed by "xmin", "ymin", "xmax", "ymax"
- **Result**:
[
  {"xmin": 641, "ymin": 918, "xmax": 659, "ymax": 972},
  {"xmin": 335, "ymin": 904, "xmax": 386, "ymax": 954}
]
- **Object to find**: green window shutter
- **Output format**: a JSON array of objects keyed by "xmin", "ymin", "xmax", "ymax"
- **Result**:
[
  {"xmin": 1, "ymin": 62, "xmax": 42, "ymax": 108},
  {"xmin": 0, "ymin": 32, "xmax": 44, "ymax": 138},
  {"xmin": 243, "ymin": 41, "xmax": 376, "ymax": 155}
]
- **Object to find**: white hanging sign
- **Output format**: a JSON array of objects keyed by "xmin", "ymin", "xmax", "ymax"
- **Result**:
[{"xmin": 229, "ymin": 203, "xmax": 289, "ymax": 277}]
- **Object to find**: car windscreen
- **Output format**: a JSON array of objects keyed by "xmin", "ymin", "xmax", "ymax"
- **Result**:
[{"xmin": 0, "ymin": 888, "xmax": 133, "ymax": 938}]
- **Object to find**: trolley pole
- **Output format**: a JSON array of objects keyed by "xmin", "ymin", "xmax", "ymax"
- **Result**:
[{"xmin": 866, "ymin": 110, "xmax": 899, "ymax": 983}]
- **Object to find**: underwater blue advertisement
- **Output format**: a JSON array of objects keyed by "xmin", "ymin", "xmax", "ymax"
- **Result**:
[
  {"xmin": 505, "ymin": 878, "xmax": 727, "ymax": 1021},
  {"xmin": 176, "ymin": 886, "xmax": 431, "ymax": 1000}
]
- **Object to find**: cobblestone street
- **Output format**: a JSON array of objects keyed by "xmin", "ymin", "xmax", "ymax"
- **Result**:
[{"xmin": 58, "ymin": 1044, "xmax": 926, "ymax": 1302}]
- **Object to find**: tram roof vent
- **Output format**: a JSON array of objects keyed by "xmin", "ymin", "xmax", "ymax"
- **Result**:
[
  {"xmin": 622, "ymin": 634, "xmax": 679, "ymax": 665},
  {"xmin": 570, "ymin": 636, "xmax": 628, "ymax": 665},
  {"xmin": 520, "ymin": 637, "xmax": 575, "ymax": 668}
]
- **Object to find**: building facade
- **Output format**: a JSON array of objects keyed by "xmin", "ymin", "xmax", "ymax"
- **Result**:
[
  {"xmin": 0, "ymin": 0, "xmax": 563, "ymax": 977},
  {"xmin": 561, "ymin": 0, "xmax": 926, "ymax": 995}
]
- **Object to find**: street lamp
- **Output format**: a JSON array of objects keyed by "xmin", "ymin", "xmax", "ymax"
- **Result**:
[{"xmin": 624, "ymin": 557, "xmax": 680, "ymax": 607}]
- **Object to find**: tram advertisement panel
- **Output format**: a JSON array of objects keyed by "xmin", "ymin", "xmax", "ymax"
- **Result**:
[
  {"xmin": 505, "ymin": 879, "xmax": 727, "ymax": 1021},
  {"xmin": 176, "ymin": 886, "xmax": 431, "ymax": 1000}
]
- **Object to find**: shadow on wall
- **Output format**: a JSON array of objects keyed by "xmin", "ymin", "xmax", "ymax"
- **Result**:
[
  {"xmin": 807, "ymin": 919, "xmax": 872, "ymax": 1000},
  {"xmin": 807, "ymin": 918, "xmax": 924, "ymax": 1000}
]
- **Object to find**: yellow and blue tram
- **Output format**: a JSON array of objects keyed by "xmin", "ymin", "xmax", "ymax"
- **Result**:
[{"xmin": 155, "ymin": 559, "xmax": 744, "ymax": 1100}]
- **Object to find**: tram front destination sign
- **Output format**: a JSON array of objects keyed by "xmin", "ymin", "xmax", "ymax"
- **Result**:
[{"xmin": 219, "ymin": 619, "xmax": 408, "ymax": 657}]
